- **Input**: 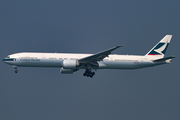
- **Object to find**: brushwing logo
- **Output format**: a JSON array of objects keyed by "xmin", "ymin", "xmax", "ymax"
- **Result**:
[{"xmin": 148, "ymin": 42, "xmax": 169, "ymax": 55}]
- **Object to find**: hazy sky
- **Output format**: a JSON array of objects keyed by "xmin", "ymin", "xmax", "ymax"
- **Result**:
[{"xmin": 0, "ymin": 1, "xmax": 180, "ymax": 120}]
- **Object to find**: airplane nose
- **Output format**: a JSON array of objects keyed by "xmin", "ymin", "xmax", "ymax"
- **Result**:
[
  {"xmin": 3, "ymin": 58, "xmax": 8, "ymax": 64},
  {"xmin": 3, "ymin": 58, "xmax": 15, "ymax": 63},
  {"xmin": 3, "ymin": 58, "xmax": 7, "ymax": 62}
]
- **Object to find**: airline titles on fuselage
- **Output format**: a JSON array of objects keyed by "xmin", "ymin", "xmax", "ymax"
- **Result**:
[{"xmin": 20, "ymin": 59, "xmax": 40, "ymax": 62}]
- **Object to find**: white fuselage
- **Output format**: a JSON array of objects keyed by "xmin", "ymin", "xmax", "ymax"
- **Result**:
[
  {"xmin": 3, "ymin": 35, "xmax": 174, "ymax": 77},
  {"xmin": 3, "ymin": 52, "xmax": 168, "ymax": 70}
]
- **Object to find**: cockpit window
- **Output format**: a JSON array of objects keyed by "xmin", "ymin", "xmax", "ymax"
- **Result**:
[{"xmin": 7, "ymin": 56, "xmax": 10, "ymax": 58}]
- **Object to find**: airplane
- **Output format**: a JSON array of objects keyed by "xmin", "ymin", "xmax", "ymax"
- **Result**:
[{"xmin": 3, "ymin": 35, "xmax": 175, "ymax": 78}]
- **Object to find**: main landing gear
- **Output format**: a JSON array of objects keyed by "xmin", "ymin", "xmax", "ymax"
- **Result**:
[{"xmin": 83, "ymin": 69, "xmax": 95, "ymax": 78}]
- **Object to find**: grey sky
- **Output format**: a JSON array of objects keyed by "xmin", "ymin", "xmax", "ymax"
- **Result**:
[{"xmin": 0, "ymin": 1, "xmax": 180, "ymax": 120}]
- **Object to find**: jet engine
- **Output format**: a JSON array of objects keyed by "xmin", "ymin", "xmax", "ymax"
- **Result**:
[
  {"xmin": 60, "ymin": 68, "xmax": 74, "ymax": 74},
  {"xmin": 62, "ymin": 59, "xmax": 79, "ymax": 69}
]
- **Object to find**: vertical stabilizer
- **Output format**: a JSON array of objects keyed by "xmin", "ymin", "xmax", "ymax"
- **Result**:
[{"xmin": 145, "ymin": 35, "xmax": 172, "ymax": 58}]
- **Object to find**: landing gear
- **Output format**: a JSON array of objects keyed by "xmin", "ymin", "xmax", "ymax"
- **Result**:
[
  {"xmin": 14, "ymin": 67, "xmax": 18, "ymax": 73},
  {"xmin": 15, "ymin": 70, "xmax": 18, "ymax": 73},
  {"xmin": 83, "ymin": 69, "xmax": 95, "ymax": 78}
]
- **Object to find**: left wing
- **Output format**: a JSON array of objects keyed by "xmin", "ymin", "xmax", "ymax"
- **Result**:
[{"xmin": 78, "ymin": 45, "xmax": 122, "ymax": 64}]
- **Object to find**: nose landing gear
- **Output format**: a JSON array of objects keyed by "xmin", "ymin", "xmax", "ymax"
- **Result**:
[
  {"xmin": 15, "ymin": 69, "xmax": 18, "ymax": 73},
  {"xmin": 14, "ymin": 67, "xmax": 18, "ymax": 73},
  {"xmin": 83, "ymin": 69, "xmax": 95, "ymax": 78}
]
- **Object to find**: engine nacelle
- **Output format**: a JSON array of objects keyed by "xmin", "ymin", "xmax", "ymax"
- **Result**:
[
  {"xmin": 60, "ymin": 68, "xmax": 74, "ymax": 74},
  {"xmin": 62, "ymin": 59, "xmax": 79, "ymax": 69}
]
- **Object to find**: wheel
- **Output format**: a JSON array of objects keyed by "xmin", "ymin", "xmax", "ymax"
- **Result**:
[
  {"xmin": 83, "ymin": 73, "xmax": 86, "ymax": 76},
  {"xmin": 90, "ymin": 74, "xmax": 93, "ymax": 78},
  {"xmin": 83, "ymin": 72, "xmax": 88, "ymax": 76},
  {"xmin": 83, "ymin": 70, "xmax": 95, "ymax": 78},
  {"xmin": 15, "ymin": 70, "xmax": 18, "ymax": 73}
]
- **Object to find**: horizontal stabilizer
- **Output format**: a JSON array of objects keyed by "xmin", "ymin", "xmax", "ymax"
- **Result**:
[{"xmin": 153, "ymin": 56, "xmax": 176, "ymax": 62}]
